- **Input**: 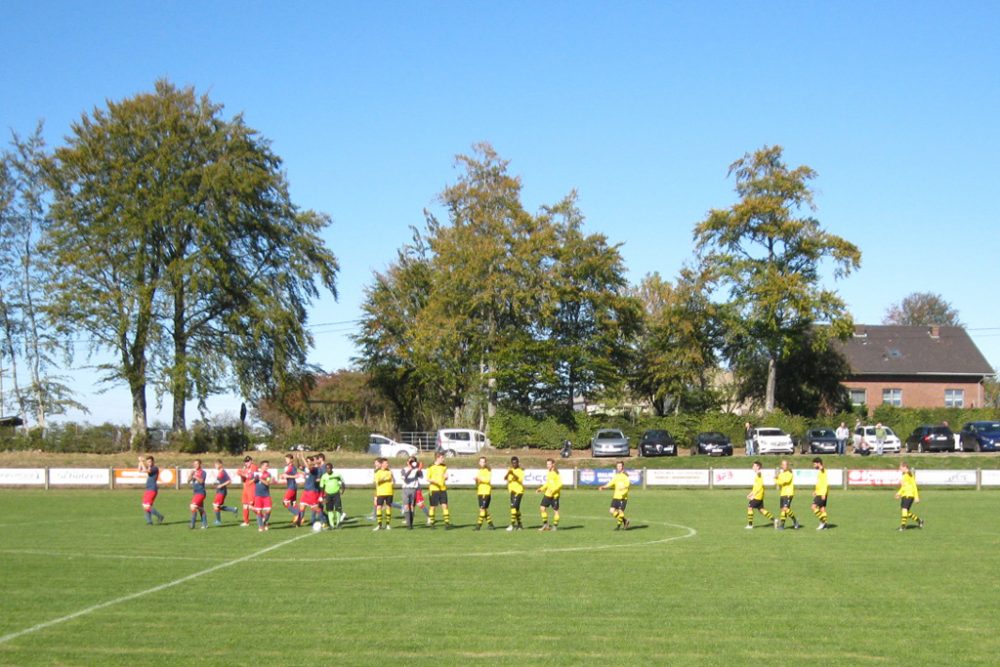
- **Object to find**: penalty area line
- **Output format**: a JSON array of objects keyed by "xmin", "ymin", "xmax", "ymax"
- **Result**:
[{"xmin": 0, "ymin": 531, "xmax": 313, "ymax": 646}]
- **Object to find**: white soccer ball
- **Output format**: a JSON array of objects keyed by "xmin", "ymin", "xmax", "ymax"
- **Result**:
[{"xmin": 312, "ymin": 521, "xmax": 324, "ymax": 533}]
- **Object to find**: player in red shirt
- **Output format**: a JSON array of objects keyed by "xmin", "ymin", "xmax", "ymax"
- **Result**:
[{"xmin": 238, "ymin": 455, "xmax": 258, "ymax": 527}]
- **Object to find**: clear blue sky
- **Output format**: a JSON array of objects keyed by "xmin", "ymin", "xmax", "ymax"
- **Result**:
[{"xmin": 2, "ymin": 2, "xmax": 998, "ymax": 425}]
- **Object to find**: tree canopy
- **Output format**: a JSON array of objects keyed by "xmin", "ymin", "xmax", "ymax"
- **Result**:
[
  {"xmin": 43, "ymin": 80, "xmax": 338, "ymax": 445},
  {"xmin": 883, "ymin": 292, "xmax": 961, "ymax": 327}
]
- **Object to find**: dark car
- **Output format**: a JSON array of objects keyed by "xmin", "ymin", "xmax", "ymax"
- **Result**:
[
  {"xmin": 801, "ymin": 428, "xmax": 839, "ymax": 454},
  {"xmin": 905, "ymin": 425, "xmax": 956, "ymax": 453},
  {"xmin": 959, "ymin": 421, "xmax": 1000, "ymax": 452},
  {"xmin": 638, "ymin": 429, "xmax": 677, "ymax": 457},
  {"xmin": 693, "ymin": 432, "xmax": 733, "ymax": 456}
]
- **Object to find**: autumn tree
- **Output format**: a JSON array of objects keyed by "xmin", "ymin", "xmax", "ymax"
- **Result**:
[
  {"xmin": 694, "ymin": 145, "xmax": 861, "ymax": 412},
  {"xmin": 883, "ymin": 292, "xmax": 961, "ymax": 326},
  {"xmin": 44, "ymin": 81, "xmax": 338, "ymax": 445}
]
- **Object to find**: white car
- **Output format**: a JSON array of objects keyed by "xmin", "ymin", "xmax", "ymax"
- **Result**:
[
  {"xmin": 752, "ymin": 427, "xmax": 795, "ymax": 455},
  {"xmin": 367, "ymin": 434, "xmax": 418, "ymax": 458},
  {"xmin": 853, "ymin": 425, "xmax": 902, "ymax": 454},
  {"xmin": 436, "ymin": 428, "xmax": 490, "ymax": 456}
]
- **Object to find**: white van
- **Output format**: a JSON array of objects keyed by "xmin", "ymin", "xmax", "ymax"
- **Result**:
[{"xmin": 435, "ymin": 429, "xmax": 490, "ymax": 456}]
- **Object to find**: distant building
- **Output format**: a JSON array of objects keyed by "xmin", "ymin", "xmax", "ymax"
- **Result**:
[{"xmin": 837, "ymin": 325, "xmax": 994, "ymax": 411}]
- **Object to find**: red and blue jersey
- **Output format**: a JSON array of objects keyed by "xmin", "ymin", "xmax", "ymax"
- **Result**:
[
  {"xmin": 284, "ymin": 464, "xmax": 298, "ymax": 490},
  {"xmin": 216, "ymin": 469, "xmax": 230, "ymax": 495},
  {"xmin": 303, "ymin": 466, "xmax": 319, "ymax": 492},
  {"xmin": 254, "ymin": 471, "xmax": 272, "ymax": 498},
  {"xmin": 146, "ymin": 466, "xmax": 159, "ymax": 491},
  {"xmin": 191, "ymin": 469, "xmax": 206, "ymax": 495}
]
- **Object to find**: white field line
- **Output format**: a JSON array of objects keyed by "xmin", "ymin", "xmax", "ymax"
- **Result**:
[{"xmin": 0, "ymin": 532, "xmax": 312, "ymax": 646}]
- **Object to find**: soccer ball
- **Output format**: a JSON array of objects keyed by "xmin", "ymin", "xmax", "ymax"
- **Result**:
[{"xmin": 312, "ymin": 521, "xmax": 324, "ymax": 533}]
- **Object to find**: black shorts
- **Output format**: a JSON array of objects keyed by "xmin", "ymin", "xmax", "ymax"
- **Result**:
[
  {"xmin": 325, "ymin": 492, "xmax": 342, "ymax": 512},
  {"xmin": 509, "ymin": 492, "xmax": 523, "ymax": 510},
  {"xmin": 478, "ymin": 494, "xmax": 491, "ymax": 509},
  {"xmin": 375, "ymin": 495, "xmax": 393, "ymax": 507},
  {"xmin": 747, "ymin": 499, "xmax": 764, "ymax": 509},
  {"xmin": 430, "ymin": 490, "xmax": 448, "ymax": 507},
  {"xmin": 779, "ymin": 496, "xmax": 793, "ymax": 509},
  {"xmin": 611, "ymin": 498, "xmax": 627, "ymax": 511},
  {"xmin": 900, "ymin": 497, "xmax": 915, "ymax": 511},
  {"xmin": 540, "ymin": 496, "xmax": 560, "ymax": 510},
  {"xmin": 812, "ymin": 495, "xmax": 827, "ymax": 508}
]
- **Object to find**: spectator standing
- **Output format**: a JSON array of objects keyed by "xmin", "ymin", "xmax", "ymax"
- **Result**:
[
  {"xmin": 835, "ymin": 422, "xmax": 850, "ymax": 456},
  {"xmin": 744, "ymin": 422, "xmax": 755, "ymax": 456},
  {"xmin": 875, "ymin": 423, "xmax": 887, "ymax": 456}
]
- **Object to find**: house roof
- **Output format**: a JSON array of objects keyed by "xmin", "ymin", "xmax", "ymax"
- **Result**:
[{"xmin": 837, "ymin": 325, "xmax": 994, "ymax": 377}]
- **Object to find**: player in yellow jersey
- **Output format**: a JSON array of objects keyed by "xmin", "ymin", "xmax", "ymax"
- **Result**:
[
  {"xmin": 474, "ymin": 456, "xmax": 495, "ymax": 530},
  {"xmin": 895, "ymin": 462, "xmax": 924, "ymax": 531},
  {"xmin": 426, "ymin": 452, "xmax": 450, "ymax": 529},
  {"xmin": 599, "ymin": 461, "xmax": 631, "ymax": 530},
  {"xmin": 746, "ymin": 461, "xmax": 776, "ymax": 529},
  {"xmin": 504, "ymin": 456, "xmax": 525, "ymax": 531},
  {"xmin": 775, "ymin": 459, "xmax": 800, "ymax": 530},
  {"xmin": 372, "ymin": 458, "xmax": 395, "ymax": 531},
  {"xmin": 536, "ymin": 458, "xmax": 563, "ymax": 531},
  {"xmin": 811, "ymin": 457, "xmax": 829, "ymax": 530}
]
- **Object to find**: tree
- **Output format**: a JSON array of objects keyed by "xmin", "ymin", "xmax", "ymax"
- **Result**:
[
  {"xmin": 0, "ymin": 124, "xmax": 84, "ymax": 428},
  {"xmin": 631, "ymin": 269, "xmax": 722, "ymax": 415},
  {"xmin": 44, "ymin": 81, "xmax": 338, "ymax": 444},
  {"xmin": 883, "ymin": 292, "xmax": 961, "ymax": 326},
  {"xmin": 694, "ymin": 145, "xmax": 861, "ymax": 412}
]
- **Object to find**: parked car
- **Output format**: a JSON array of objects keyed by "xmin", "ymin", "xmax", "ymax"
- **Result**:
[
  {"xmin": 752, "ymin": 427, "xmax": 794, "ymax": 455},
  {"xmin": 959, "ymin": 421, "xmax": 1000, "ymax": 452},
  {"xmin": 435, "ymin": 429, "xmax": 490, "ymax": 456},
  {"xmin": 638, "ymin": 429, "xmax": 677, "ymax": 457},
  {"xmin": 905, "ymin": 425, "xmax": 956, "ymax": 453},
  {"xmin": 367, "ymin": 434, "xmax": 418, "ymax": 458},
  {"xmin": 590, "ymin": 429, "xmax": 631, "ymax": 457},
  {"xmin": 801, "ymin": 428, "xmax": 839, "ymax": 454},
  {"xmin": 853, "ymin": 425, "xmax": 902, "ymax": 454},
  {"xmin": 693, "ymin": 432, "xmax": 733, "ymax": 456}
]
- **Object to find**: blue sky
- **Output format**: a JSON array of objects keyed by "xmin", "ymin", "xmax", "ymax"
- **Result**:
[{"xmin": 2, "ymin": 2, "xmax": 998, "ymax": 425}]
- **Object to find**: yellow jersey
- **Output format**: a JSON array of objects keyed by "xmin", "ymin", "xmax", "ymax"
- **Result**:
[
  {"xmin": 899, "ymin": 471, "xmax": 919, "ymax": 500},
  {"xmin": 540, "ymin": 469, "xmax": 563, "ymax": 499},
  {"xmin": 476, "ymin": 467, "xmax": 492, "ymax": 496},
  {"xmin": 607, "ymin": 471, "xmax": 630, "ymax": 500},
  {"xmin": 505, "ymin": 467, "xmax": 525, "ymax": 495},
  {"xmin": 374, "ymin": 469, "xmax": 394, "ymax": 496},
  {"xmin": 814, "ymin": 469, "xmax": 828, "ymax": 497},
  {"xmin": 428, "ymin": 463, "xmax": 447, "ymax": 492},
  {"xmin": 751, "ymin": 472, "xmax": 766, "ymax": 501},
  {"xmin": 776, "ymin": 469, "xmax": 795, "ymax": 497}
]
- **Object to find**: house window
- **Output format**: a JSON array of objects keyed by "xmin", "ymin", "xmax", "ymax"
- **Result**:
[
  {"xmin": 945, "ymin": 389, "xmax": 965, "ymax": 408},
  {"xmin": 849, "ymin": 388, "xmax": 867, "ymax": 406},
  {"xmin": 882, "ymin": 388, "xmax": 902, "ymax": 407}
]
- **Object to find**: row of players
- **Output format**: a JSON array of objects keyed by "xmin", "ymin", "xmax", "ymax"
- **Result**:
[
  {"xmin": 136, "ymin": 453, "xmax": 633, "ymax": 532},
  {"xmin": 136, "ymin": 454, "xmax": 924, "ymax": 533}
]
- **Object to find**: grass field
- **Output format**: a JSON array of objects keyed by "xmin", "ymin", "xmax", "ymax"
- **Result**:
[{"xmin": 1, "ymin": 487, "xmax": 999, "ymax": 666}]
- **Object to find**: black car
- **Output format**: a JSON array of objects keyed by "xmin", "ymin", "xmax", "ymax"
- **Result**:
[
  {"xmin": 905, "ymin": 425, "xmax": 956, "ymax": 453},
  {"xmin": 638, "ymin": 429, "xmax": 677, "ymax": 457},
  {"xmin": 693, "ymin": 432, "xmax": 733, "ymax": 456},
  {"xmin": 801, "ymin": 428, "xmax": 839, "ymax": 454}
]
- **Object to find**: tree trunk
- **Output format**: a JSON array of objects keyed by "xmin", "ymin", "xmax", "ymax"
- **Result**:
[
  {"xmin": 171, "ymin": 313, "xmax": 187, "ymax": 431},
  {"xmin": 130, "ymin": 380, "xmax": 148, "ymax": 451},
  {"xmin": 765, "ymin": 355, "xmax": 777, "ymax": 412}
]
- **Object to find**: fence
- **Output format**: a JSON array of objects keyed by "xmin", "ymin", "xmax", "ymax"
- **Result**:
[{"xmin": 3, "ymin": 467, "xmax": 1000, "ymax": 490}]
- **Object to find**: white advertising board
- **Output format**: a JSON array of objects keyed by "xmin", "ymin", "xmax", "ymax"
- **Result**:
[
  {"xmin": 49, "ymin": 468, "xmax": 110, "ymax": 486},
  {"xmin": 645, "ymin": 469, "xmax": 710, "ymax": 487},
  {"xmin": 113, "ymin": 468, "xmax": 177, "ymax": 486},
  {"xmin": 915, "ymin": 469, "xmax": 977, "ymax": 486},
  {"xmin": 0, "ymin": 468, "xmax": 45, "ymax": 486},
  {"xmin": 712, "ymin": 468, "xmax": 843, "ymax": 488},
  {"xmin": 847, "ymin": 469, "xmax": 899, "ymax": 487},
  {"xmin": 178, "ymin": 468, "xmax": 243, "ymax": 485},
  {"xmin": 980, "ymin": 470, "xmax": 1000, "ymax": 487}
]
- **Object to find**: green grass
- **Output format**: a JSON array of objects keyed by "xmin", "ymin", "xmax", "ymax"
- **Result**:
[{"xmin": 1, "ymin": 488, "xmax": 999, "ymax": 665}]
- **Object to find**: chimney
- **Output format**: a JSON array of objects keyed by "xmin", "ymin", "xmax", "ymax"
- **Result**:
[{"xmin": 929, "ymin": 325, "xmax": 940, "ymax": 339}]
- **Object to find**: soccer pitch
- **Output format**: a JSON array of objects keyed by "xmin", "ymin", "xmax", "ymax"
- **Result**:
[{"xmin": 1, "ymin": 488, "xmax": 998, "ymax": 666}]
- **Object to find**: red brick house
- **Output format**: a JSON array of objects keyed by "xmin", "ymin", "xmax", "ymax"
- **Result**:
[{"xmin": 837, "ymin": 325, "xmax": 994, "ymax": 411}]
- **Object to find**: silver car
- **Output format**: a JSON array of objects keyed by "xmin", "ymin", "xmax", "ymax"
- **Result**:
[{"xmin": 590, "ymin": 429, "xmax": 631, "ymax": 457}]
